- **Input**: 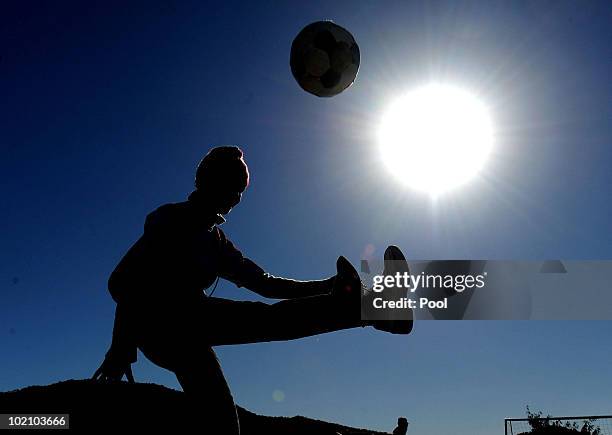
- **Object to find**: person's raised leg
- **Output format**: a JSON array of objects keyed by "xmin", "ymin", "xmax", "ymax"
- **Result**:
[{"xmin": 202, "ymin": 292, "xmax": 365, "ymax": 346}]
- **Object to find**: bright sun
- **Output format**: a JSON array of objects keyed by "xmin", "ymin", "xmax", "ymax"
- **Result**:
[{"xmin": 378, "ymin": 83, "xmax": 494, "ymax": 195}]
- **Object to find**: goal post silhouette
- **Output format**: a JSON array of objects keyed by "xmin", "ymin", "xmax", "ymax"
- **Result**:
[{"xmin": 505, "ymin": 415, "xmax": 612, "ymax": 435}]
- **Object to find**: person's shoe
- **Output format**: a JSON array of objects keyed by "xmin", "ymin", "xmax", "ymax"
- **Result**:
[
  {"xmin": 332, "ymin": 256, "xmax": 369, "ymax": 324},
  {"xmin": 332, "ymin": 252, "xmax": 413, "ymax": 334},
  {"xmin": 366, "ymin": 245, "xmax": 414, "ymax": 334},
  {"xmin": 332, "ymin": 256, "xmax": 363, "ymax": 298}
]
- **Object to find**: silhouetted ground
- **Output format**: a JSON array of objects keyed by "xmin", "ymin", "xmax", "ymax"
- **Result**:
[{"xmin": 0, "ymin": 379, "xmax": 389, "ymax": 434}]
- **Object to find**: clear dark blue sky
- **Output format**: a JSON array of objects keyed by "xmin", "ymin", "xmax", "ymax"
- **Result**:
[{"xmin": 1, "ymin": 1, "xmax": 611, "ymax": 434}]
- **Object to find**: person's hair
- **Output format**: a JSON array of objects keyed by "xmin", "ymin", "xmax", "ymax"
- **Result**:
[{"xmin": 194, "ymin": 146, "xmax": 249, "ymax": 191}]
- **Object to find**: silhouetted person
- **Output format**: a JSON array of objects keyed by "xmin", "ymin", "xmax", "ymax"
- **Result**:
[
  {"xmin": 92, "ymin": 146, "xmax": 412, "ymax": 434},
  {"xmin": 393, "ymin": 417, "xmax": 409, "ymax": 435}
]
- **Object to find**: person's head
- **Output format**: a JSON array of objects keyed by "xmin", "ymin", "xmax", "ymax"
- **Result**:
[{"xmin": 192, "ymin": 146, "xmax": 249, "ymax": 215}]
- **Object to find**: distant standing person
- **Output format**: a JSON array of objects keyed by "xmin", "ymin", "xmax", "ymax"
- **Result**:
[{"xmin": 393, "ymin": 417, "xmax": 409, "ymax": 435}]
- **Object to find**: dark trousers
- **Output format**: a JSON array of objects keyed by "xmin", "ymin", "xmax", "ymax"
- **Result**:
[{"xmin": 129, "ymin": 294, "xmax": 364, "ymax": 435}]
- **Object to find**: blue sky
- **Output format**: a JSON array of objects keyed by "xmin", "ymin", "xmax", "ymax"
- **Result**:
[{"xmin": 1, "ymin": 1, "xmax": 611, "ymax": 434}]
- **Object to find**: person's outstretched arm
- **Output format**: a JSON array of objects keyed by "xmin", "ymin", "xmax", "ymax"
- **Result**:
[{"xmin": 216, "ymin": 228, "xmax": 335, "ymax": 299}]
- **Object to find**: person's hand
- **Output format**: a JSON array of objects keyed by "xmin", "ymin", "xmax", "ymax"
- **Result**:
[{"xmin": 91, "ymin": 347, "xmax": 135, "ymax": 383}]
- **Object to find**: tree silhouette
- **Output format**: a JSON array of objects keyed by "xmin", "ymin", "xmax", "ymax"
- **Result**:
[{"xmin": 518, "ymin": 407, "xmax": 602, "ymax": 435}]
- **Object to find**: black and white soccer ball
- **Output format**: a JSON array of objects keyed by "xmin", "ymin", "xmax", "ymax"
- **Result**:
[{"xmin": 290, "ymin": 20, "xmax": 360, "ymax": 97}]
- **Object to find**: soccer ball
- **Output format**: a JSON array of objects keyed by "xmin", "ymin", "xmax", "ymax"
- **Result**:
[{"xmin": 290, "ymin": 20, "xmax": 360, "ymax": 97}]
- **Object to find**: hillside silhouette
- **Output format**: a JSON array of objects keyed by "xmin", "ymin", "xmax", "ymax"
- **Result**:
[{"xmin": 0, "ymin": 379, "xmax": 389, "ymax": 434}]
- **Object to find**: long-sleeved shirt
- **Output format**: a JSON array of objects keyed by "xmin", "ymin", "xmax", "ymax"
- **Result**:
[
  {"xmin": 105, "ymin": 196, "xmax": 335, "ymax": 362},
  {"xmin": 108, "ymin": 198, "xmax": 335, "ymax": 305}
]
